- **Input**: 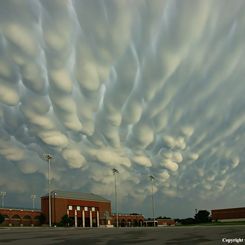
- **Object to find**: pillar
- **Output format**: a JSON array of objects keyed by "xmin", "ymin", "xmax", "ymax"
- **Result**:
[
  {"xmin": 75, "ymin": 210, "xmax": 77, "ymax": 228},
  {"xmin": 82, "ymin": 210, "xmax": 85, "ymax": 228},
  {"xmin": 31, "ymin": 216, "xmax": 34, "ymax": 227},
  {"xmin": 20, "ymin": 216, "xmax": 23, "ymax": 227},
  {"xmin": 89, "ymin": 210, "xmax": 92, "ymax": 228},
  {"xmin": 96, "ymin": 211, "xmax": 99, "ymax": 227}
]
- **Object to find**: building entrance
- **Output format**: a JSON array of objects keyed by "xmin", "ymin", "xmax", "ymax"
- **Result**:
[{"xmin": 85, "ymin": 217, "xmax": 90, "ymax": 227}]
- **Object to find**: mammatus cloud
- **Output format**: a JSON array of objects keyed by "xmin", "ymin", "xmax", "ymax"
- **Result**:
[{"xmin": 0, "ymin": 0, "xmax": 245, "ymax": 217}]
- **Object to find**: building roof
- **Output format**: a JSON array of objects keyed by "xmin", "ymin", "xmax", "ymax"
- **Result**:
[
  {"xmin": 112, "ymin": 213, "xmax": 144, "ymax": 217},
  {"xmin": 212, "ymin": 207, "xmax": 245, "ymax": 211},
  {"xmin": 41, "ymin": 190, "xmax": 110, "ymax": 203},
  {"xmin": 0, "ymin": 207, "xmax": 41, "ymax": 212}
]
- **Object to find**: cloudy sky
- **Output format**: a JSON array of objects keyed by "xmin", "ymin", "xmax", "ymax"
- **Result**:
[{"xmin": 0, "ymin": 0, "xmax": 245, "ymax": 218}]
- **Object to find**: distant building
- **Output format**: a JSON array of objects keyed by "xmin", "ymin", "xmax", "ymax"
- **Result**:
[
  {"xmin": 111, "ymin": 213, "xmax": 144, "ymax": 227},
  {"xmin": 211, "ymin": 207, "xmax": 245, "ymax": 222},
  {"xmin": 0, "ymin": 207, "xmax": 41, "ymax": 226},
  {"xmin": 143, "ymin": 219, "xmax": 158, "ymax": 227},
  {"xmin": 41, "ymin": 190, "xmax": 112, "ymax": 227},
  {"xmin": 156, "ymin": 218, "xmax": 176, "ymax": 226},
  {"xmin": 143, "ymin": 218, "xmax": 175, "ymax": 227}
]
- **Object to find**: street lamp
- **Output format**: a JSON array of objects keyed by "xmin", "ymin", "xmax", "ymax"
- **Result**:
[
  {"xmin": 112, "ymin": 168, "xmax": 119, "ymax": 228},
  {"xmin": 0, "ymin": 191, "xmax": 6, "ymax": 208},
  {"xmin": 149, "ymin": 175, "xmax": 155, "ymax": 227},
  {"xmin": 43, "ymin": 154, "xmax": 54, "ymax": 227},
  {"xmin": 31, "ymin": 194, "xmax": 36, "ymax": 210}
]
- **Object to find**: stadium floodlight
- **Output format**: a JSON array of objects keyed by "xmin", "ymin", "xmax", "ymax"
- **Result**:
[
  {"xmin": 0, "ymin": 191, "xmax": 6, "ymax": 208},
  {"xmin": 31, "ymin": 194, "xmax": 37, "ymax": 210},
  {"xmin": 43, "ymin": 154, "xmax": 54, "ymax": 227},
  {"xmin": 149, "ymin": 175, "xmax": 155, "ymax": 227},
  {"xmin": 112, "ymin": 168, "xmax": 119, "ymax": 228}
]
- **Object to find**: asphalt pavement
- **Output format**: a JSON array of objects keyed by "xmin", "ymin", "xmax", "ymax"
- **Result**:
[{"xmin": 0, "ymin": 226, "xmax": 244, "ymax": 245}]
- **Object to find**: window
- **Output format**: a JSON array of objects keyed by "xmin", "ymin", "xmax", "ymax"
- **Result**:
[
  {"xmin": 68, "ymin": 205, "xmax": 73, "ymax": 210},
  {"xmin": 77, "ymin": 206, "xmax": 80, "ymax": 211},
  {"xmin": 92, "ymin": 207, "xmax": 95, "ymax": 211},
  {"xmin": 84, "ymin": 207, "xmax": 88, "ymax": 211}
]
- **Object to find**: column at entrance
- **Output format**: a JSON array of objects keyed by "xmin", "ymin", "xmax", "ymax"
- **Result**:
[
  {"xmin": 96, "ymin": 211, "xmax": 99, "ymax": 227},
  {"xmin": 82, "ymin": 210, "xmax": 85, "ymax": 228},
  {"xmin": 89, "ymin": 210, "xmax": 92, "ymax": 228},
  {"xmin": 75, "ymin": 210, "xmax": 77, "ymax": 228}
]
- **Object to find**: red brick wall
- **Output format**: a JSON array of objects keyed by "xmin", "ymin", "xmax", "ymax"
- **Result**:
[
  {"xmin": 157, "ymin": 219, "xmax": 176, "ymax": 226},
  {"xmin": 212, "ymin": 207, "xmax": 245, "ymax": 220},
  {"xmin": 0, "ymin": 208, "xmax": 41, "ymax": 226},
  {"xmin": 41, "ymin": 196, "xmax": 111, "ymax": 225},
  {"xmin": 111, "ymin": 214, "xmax": 144, "ymax": 227}
]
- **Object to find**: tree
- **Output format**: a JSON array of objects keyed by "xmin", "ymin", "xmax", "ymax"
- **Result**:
[
  {"xmin": 102, "ymin": 211, "xmax": 110, "ymax": 225},
  {"xmin": 195, "ymin": 210, "xmax": 210, "ymax": 223},
  {"xmin": 180, "ymin": 218, "xmax": 196, "ymax": 225},
  {"xmin": 37, "ymin": 214, "xmax": 46, "ymax": 225},
  {"xmin": 0, "ymin": 214, "xmax": 5, "ymax": 224},
  {"xmin": 60, "ymin": 214, "xmax": 72, "ymax": 227},
  {"xmin": 156, "ymin": 216, "xmax": 171, "ymax": 219}
]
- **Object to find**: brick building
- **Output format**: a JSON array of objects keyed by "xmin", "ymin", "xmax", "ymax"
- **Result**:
[
  {"xmin": 211, "ymin": 207, "xmax": 245, "ymax": 222},
  {"xmin": 156, "ymin": 218, "xmax": 176, "ymax": 226},
  {"xmin": 1, "ymin": 190, "xmax": 173, "ymax": 228},
  {"xmin": 0, "ymin": 207, "xmax": 41, "ymax": 226},
  {"xmin": 41, "ymin": 190, "xmax": 112, "ymax": 227},
  {"xmin": 111, "ymin": 213, "xmax": 144, "ymax": 227}
]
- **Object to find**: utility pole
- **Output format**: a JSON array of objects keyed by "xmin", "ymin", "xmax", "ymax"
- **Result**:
[
  {"xmin": 0, "ymin": 191, "xmax": 6, "ymax": 208},
  {"xmin": 112, "ymin": 168, "xmax": 119, "ymax": 228},
  {"xmin": 149, "ymin": 175, "xmax": 155, "ymax": 227},
  {"xmin": 43, "ymin": 154, "xmax": 54, "ymax": 227}
]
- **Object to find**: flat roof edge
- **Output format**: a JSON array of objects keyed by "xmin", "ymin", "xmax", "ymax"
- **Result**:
[{"xmin": 41, "ymin": 195, "xmax": 110, "ymax": 203}]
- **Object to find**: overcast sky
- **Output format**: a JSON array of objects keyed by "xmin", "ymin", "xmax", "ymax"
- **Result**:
[{"xmin": 0, "ymin": 0, "xmax": 245, "ymax": 218}]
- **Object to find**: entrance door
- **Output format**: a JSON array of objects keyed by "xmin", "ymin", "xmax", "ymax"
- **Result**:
[
  {"xmin": 85, "ymin": 217, "xmax": 90, "ymax": 227},
  {"xmin": 77, "ymin": 217, "xmax": 82, "ymax": 227},
  {"xmin": 92, "ymin": 217, "xmax": 97, "ymax": 227}
]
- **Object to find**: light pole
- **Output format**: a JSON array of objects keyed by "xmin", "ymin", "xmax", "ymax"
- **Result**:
[
  {"xmin": 53, "ymin": 192, "xmax": 57, "ymax": 225},
  {"xmin": 31, "ymin": 194, "xmax": 36, "ymax": 210},
  {"xmin": 0, "ymin": 191, "xmax": 6, "ymax": 208},
  {"xmin": 149, "ymin": 175, "xmax": 155, "ymax": 227},
  {"xmin": 43, "ymin": 154, "xmax": 54, "ymax": 228},
  {"xmin": 112, "ymin": 168, "xmax": 119, "ymax": 228}
]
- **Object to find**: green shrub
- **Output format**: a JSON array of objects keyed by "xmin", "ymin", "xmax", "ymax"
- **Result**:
[{"xmin": 0, "ymin": 214, "xmax": 5, "ymax": 224}]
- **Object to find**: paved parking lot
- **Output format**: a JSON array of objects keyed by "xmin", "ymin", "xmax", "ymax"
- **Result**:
[{"xmin": 0, "ymin": 226, "xmax": 244, "ymax": 245}]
